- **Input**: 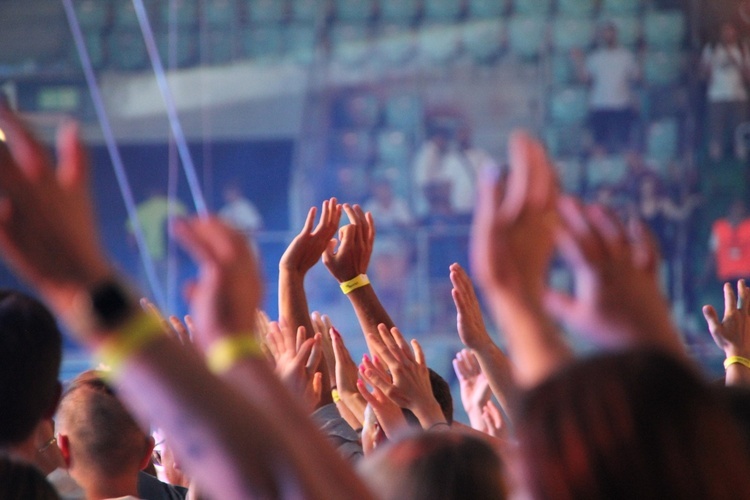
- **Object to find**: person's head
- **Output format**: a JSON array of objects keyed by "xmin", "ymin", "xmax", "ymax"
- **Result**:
[
  {"xmin": 0, "ymin": 456, "xmax": 60, "ymax": 500},
  {"xmin": 359, "ymin": 431, "xmax": 506, "ymax": 500},
  {"xmin": 57, "ymin": 371, "xmax": 153, "ymax": 490},
  {"xmin": 151, "ymin": 429, "xmax": 190, "ymax": 488},
  {"xmin": 514, "ymin": 350, "xmax": 750, "ymax": 499},
  {"xmin": 428, "ymin": 368, "xmax": 454, "ymax": 425},
  {"xmin": 600, "ymin": 21, "xmax": 618, "ymax": 47},
  {"xmin": 0, "ymin": 290, "xmax": 62, "ymax": 447},
  {"xmin": 429, "ymin": 127, "xmax": 451, "ymax": 152},
  {"xmin": 720, "ymin": 22, "xmax": 739, "ymax": 45}
]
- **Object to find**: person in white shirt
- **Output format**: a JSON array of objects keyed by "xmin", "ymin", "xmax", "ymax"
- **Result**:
[
  {"xmin": 573, "ymin": 22, "xmax": 640, "ymax": 154},
  {"xmin": 219, "ymin": 185, "xmax": 263, "ymax": 235},
  {"xmin": 363, "ymin": 178, "xmax": 413, "ymax": 228},
  {"xmin": 701, "ymin": 22, "xmax": 750, "ymax": 161}
]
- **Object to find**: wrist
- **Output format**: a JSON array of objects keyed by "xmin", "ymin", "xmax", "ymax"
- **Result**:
[{"xmin": 412, "ymin": 399, "xmax": 446, "ymax": 428}]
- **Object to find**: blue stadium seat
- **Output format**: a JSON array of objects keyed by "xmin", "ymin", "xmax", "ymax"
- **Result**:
[
  {"xmin": 552, "ymin": 18, "xmax": 594, "ymax": 52},
  {"xmin": 424, "ymin": 0, "xmax": 463, "ymax": 22},
  {"xmin": 159, "ymin": 0, "xmax": 198, "ymax": 27},
  {"xmin": 113, "ymin": 0, "xmax": 147, "ymax": 29},
  {"xmin": 646, "ymin": 119, "xmax": 679, "ymax": 163},
  {"xmin": 156, "ymin": 29, "xmax": 197, "ymax": 67},
  {"xmin": 514, "ymin": 0, "xmax": 552, "ymax": 16},
  {"xmin": 334, "ymin": 0, "xmax": 373, "ymax": 23},
  {"xmin": 204, "ymin": 0, "xmax": 237, "ymax": 29},
  {"xmin": 507, "ymin": 16, "xmax": 547, "ymax": 59},
  {"xmin": 544, "ymin": 124, "xmax": 585, "ymax": 157},
  {"xmin": 108, "ymin": 29, "xmax": 148, "ymax": 70},
  {"xmin": 468, "ymin": 0, "xmax": 505, "ymax": 19},
  {"xmin": 462, "ymin": 19, "xmax": 505, "ymax": 63},
  {"xmin": 330, "ymin": 25, "xmax": 372, "ymax": 66},
  {"xmin": 376, "ymin": 27, "xmax": 417, "ymax": 67},
  {"xmin": 247, "ymin": 0, "xmax": 286, "ymax": 24},
  {"xmin": 550, "ymin": 87, "xmax": 589, "ymax": 125},
  {"xmin": 586, "ymin": 155, "xmax": 628, "ymax": 187},
  {"xmin": 290, "ymin": 0, "xmax": 318, "ymax": 24},
  {"xmin": 643, "ymin": 9, "xmax": 685, "ymax": 49},
  {"xmin": 385, "ymin": 94, "xmax": 423, "ymax": 131},
  {"xmin": 204, "ymin": 30, "xmax": 235, "ymax": 64},
  {"xmin": 286, "ymin": 24, "xmax": 316, "ymax": 64},
  {"xmin": 557, "ymin": 0, "xmax": 595, "ymax": 17},
  {"xmin": 241, "ymin": 26, "xmax": 285, "ymax": 60},
  {"xmin": 380, "ymin": 0, "xmax": 419, "ymax": 25},
  {"xmin": 418, "ymin": 25, "xmax": 461, "ymax": 65},
  {"xmin": 601, "ymin": 0, "xmax": 642, "ymax": 15},
  {"xmin": 377, "ymin": 130, "xmax": 413, "ymax": 166},
  {"xmin": 643, "ymin": 50, "xmax": 683, "ymax": 86},
  {"xmin": 76, "ymin": 0, "xmax": 110, "ymax": 31},
  {"xmin": 550, "ymin": 53, "xmax": 575, "ymax": 86},
  {"xmin": 606, "ymin": 14, "xmax": 641, "ymax": 48}
]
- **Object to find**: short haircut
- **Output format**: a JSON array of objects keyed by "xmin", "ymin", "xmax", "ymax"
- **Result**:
[
  {"xmin": 57, "ymin": 371, "xmax": 149, "ymax": 477},
  {"xmin": 0, "ymin": 290, "xmax": 62, "ymax": 445},
  {"xmin": 428, "ymin": 369, "xmax": 454, "ymax": 424},
  {"xmin": 0, "ymin": 456, "xmax": 60, "ymax": 500},
  {"xmin": 360, "ymin": 431, "xmax": 505, "ymax": 500}
]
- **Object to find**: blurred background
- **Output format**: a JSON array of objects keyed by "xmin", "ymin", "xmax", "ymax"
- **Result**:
[{"xmin": 0, "ymin": 0, "xmax": 743, "ymax": 410}]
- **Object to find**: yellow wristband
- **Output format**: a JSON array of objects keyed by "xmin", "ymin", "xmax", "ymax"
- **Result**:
[
  {"xmin": 340, "ymin": 274, "xmax": 370, "ymax": 294},
  {"xmin": 724, "ymin": 356, "xmax": 750, "ymax": 370},
  {"xmin": 332, "ymin": 388, "xmax": 341, "ymax": 404},
  {"xmin": 96, "ymin": 313, "xmax": 164, "ymax": 378},
  {"xmin": 207, "ymin": 335, "xmax": 263, "ymax": 374}
]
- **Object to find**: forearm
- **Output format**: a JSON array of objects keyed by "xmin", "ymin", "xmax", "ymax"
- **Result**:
[
  {"xmin": 472, "ymin": 342, "xmax": 518, "ymax": 417},
  {"xmin": 339, "ymin": 391, "xmax": 367, "ymax": 426},
  {"xmin": 487, "ymin": 291, "xmax": 573, "ymax": 388},
  {"xmin": 115, "ymin": 337, "xmax": 300, "ymax": 499},
  {"xmin": 220, "ymin": 357, "xmax": 373, "ymax": 500},
  {"xmin": 345, "ymin": 285, "xmax": 395, "ymax": 353}
]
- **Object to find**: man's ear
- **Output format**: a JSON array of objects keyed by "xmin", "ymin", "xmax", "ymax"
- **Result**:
[
  {"xmin": 57, "ymin": 434, "xmax": 72, "ymax": 468},
  {"xmin": 140, "ymin": 435, "xmax": 156, "ymax": 471},
  {"xmin": 43, "ymin": 381, "xmax": 62, "ymax": 419}
]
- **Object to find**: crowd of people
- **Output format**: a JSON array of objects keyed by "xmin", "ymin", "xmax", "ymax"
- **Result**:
[{"xmin": 2, "ymin": 98, "xmax": 750, "ymax": 499}]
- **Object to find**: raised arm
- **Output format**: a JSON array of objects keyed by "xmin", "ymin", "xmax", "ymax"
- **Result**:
[
  {"xmin": 0, "ymin": 106, "xmax": 371, "ymax": 500},
  {"xmin": 545, "ymin": 198, "xmax": 686, "ymax": 358},
  {"xmin": 470, "ymin": 131, "xmax": 572, "ymax": 388},
  {"xmin": 450, "ymin": 263, "xmax": 517, "ymax": 413},
  {"xmin": 703, "ymin": 281, "xmax": 750, "ymax": 386},
  {"xmin": 322, "ymin": 204, "xmax": 395, "ymax": 354}
]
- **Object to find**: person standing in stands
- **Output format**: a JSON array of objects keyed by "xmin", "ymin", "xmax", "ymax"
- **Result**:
[
  {"xmin": 708, "ymin": 199, "xmax": 750, "ymax": 284},
  {"xmin": 701, "ymin": 21, "xmax": 750, "ymax": 161},
  {"xmin": 572, "ymin": 22, "xmax": 640, "ymax": 154}
]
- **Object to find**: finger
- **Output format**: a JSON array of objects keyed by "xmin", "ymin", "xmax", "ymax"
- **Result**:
[
  {"xmin": 452, "ymin": 358, "xmax": 465, "ymax": 380},
  {"xmin": 313, "ymin": 199, "xmax": 330, "ymax": 235},
  {"xmin": 466, "ymin": 349, "xmax": 481, "ymax": 373},
  {"xmin": 557, "ymin": 196, "xmax": 605, "ymax": 264},
  {"xmin": 0, "ymin": 105, "xmax": 51, "ymax": 181},
  {"xmin": 411, "ymin": 339, "xmax": 426, "ymax": 366},
  {"xmin": 184, "ymin": 315, "xmax": 197, "ymax": 339},
  {"xmin": 56, "ymin": 121, "xmax": 89, "ymax": 190},
  {"xmin": 740, "ymin": 280, "xmax": 750, "ymax": 314},
  {"xmin": 376, "ymin": 324, "xmax": 405, "ymax": 365},
  {"xmin": 300, "ymin": 206, "xmax": 317, "ymax": 236},
  {"xmin": 357, "ymin": 379, "xmax": 376, "ymax": 404},
  {"xmin": 628, "ymin": 218, "xmax": 660, "ymax": 275},
  {"xmin": 296, "ymin": 325, "xmax": 307, "ymax": 350},
  {"xmin": 587, "ymin": 204, "xmax": 630, "ymax": 261},
  {"xmin": 390, "ymin": 326, "xmax": 412, "ymax": 358},
  {"xmin": 169, "ymin": 315, "xmax": 191, "ymax": 345},
  {"xmin": 294, "ymin": 337, "xmax": 316, "ymax": 368},
  {"xmin": 702, "ymin": 305, "xmax": 722, "ymax": 338},
  {"xmin": 306, "ymin": 334, "xmax": 323, "ymax": 374},
  {"xmin": 322, "ymin": 314, "xmax": 333, "ymax": 335},
  {"xmin": 724, "ymin": 282, "xmax": 738, "ymax": 320},
  {"xmin": 365, "ymin": 211, "xmax": 376, "ymax": 249},
  {"xmin": 311, "ymin": 371, "xmax": 323, "ymax": 403}
]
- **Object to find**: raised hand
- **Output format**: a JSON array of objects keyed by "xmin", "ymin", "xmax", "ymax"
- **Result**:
[
  {"xmin": 173, "ymin": 216, "xmax": 263, "ymax": 351},
  {"xmin": 469, "ymin": 131, "xmax": 570, "ymax": 388},
  {"xmin": 265, "ymin": 322, "xmax": 323, "ymax": 411},
  {"xmin": 481, "ymin": 400, "xmax": 508, "ymax": 440},
  {"xmin": 364, "ymin": 324, "xmax": 446, "ymax": 428},
  {"xmin": 545, "ymin": 198, "xmax": 684, "ymax": 356},
  {"xmin": 140, "ymin": 297, "xmax": 193, "ymax": 346},
  {"xmin": 452, "ymin": 349, "xmax": 491, "ymax": 431},
  {"xmin": 470, "ymin": 131, "xmax": 558, "ymax": 301},
  {"xmin": 322, "ymin": 204, "xmax": 375, "ymax": 283},
  {"xmin": 311, "ymin": 311, "xmax": 336, "ymax": 383},
  {"xmin": 704, "ymin": 281, "xmax": 750, "ymax": 357},
  {"xmin": 357, "ymin": 376, "xmax": 408, "ymax": 439},
  {"xmin": 279, "ymin": 198, "xmax": 342, "ymax": 275},
  {"xmin": 450, "ymin": 263, "xmax": 493, "ymax": 351},
  {"xmin": 0, "ymin": 107, "xmax": 111, "ymax": 330},
  {"xmin": 330, "ymin": 326, "xmax": 367, "ymax": 424}
]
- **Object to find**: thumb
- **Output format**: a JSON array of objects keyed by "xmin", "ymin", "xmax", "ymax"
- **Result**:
[{"xmin": 702, "ymin": 305, "xmax": 723, "ymax": 342}]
